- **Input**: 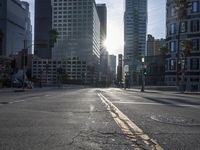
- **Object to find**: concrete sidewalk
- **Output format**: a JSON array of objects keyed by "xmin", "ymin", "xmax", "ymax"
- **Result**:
[{"xmin": 122, "ymin": 86, "xmax": 200, "ymax": 95}]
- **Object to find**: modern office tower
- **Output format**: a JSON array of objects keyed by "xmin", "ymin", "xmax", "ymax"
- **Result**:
[
  {"xmin": 117, "ymin": 54, "xmax": 123, "ymax": 83},
  {"xmin": 51, "ymin": 0, "xmax": 100, "ymax": 63},
  {"xmin": 34, "ymin": 0, "xmax": 101, "ymax": 85},
  {"xmin": 97, "ymin": 4, "xmax": 108, "ymax": 85},
  {"xmin": 96, "ymin": 4, "xmax": 107, "ymax": 46},
  {"xmin": 34, "ymin": 0, "xmax": 52, "ymax": 59},
  {"xmin": 108, "ymin": 55, "xmax": 117, "ymax": 80},
  {"xmin": 124, "ymin": 0, "xmax": 147, "ymax": 85},
  {"xmin": 165, "ymin": 0, "xmax": 200, "ymax": 91},
  {"xmin": 0, "ymin": 0, "xmax": 31, "ymax": 56},
  {"xmin": 21, "ymin": 1, "xmax": 32, "ymax": 54}
]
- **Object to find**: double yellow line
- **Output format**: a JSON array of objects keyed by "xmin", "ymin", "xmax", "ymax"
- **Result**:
[{"xmin": 97, "ymin": 92, "xmax": 164, "ymax": 150}]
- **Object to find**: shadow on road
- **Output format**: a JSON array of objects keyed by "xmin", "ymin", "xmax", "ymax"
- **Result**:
[{"xmin": 142, "ymin": 96, "xmax": 200, "ymax": 106}]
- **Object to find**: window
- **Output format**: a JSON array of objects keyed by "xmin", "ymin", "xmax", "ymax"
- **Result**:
[
  {"xmin": 170, "ymin": 41, "xmax": 176, "ymax": 52},
  {"xmin": 192, "ymin": 39, "xmax": 200, "ymax": 51},
  {"xmin": 165, "ymin": 60, "xmax": 168, "ymax": 71},
  {"xmin": 169, "ymin": 59, "xmax": 176, "ymax": 70},
  {"xmin": 191, "ymin": 1, "xmax": 199, "ymax": 13},
  {"xmin": 170, "ymin": 23, "xmax": 176, "ymax": 34},
  {"xmin": 190, "ymin": 58, "xmax": 199, "ymax": 70},
  {"xmin": 170, "ymin": 7, "xmax": 176, "ymax": 17},
  {"xmin": 191, "ymin": 20, "xmax": 200, "ymax": 32}
]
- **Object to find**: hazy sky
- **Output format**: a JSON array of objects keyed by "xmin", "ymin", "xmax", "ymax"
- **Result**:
[{"xmin": 24, "ymin": 0, "xmax": 166, "ymax": 55}]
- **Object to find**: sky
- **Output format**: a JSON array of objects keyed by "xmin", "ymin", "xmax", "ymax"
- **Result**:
[{"xmin": 24, "ymin": 0, "xmax": 166, "ymax": 55}]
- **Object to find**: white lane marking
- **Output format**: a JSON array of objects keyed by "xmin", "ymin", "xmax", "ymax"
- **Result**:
[
  {"xmin": 98, "ymin": 92, "xmax": 164, "ymax": 150},
  {"xmin": 9, "ymin": 100, "xmax": 25, "ymax": 104}
]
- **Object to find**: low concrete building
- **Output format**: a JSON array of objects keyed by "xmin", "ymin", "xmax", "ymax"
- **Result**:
[{"xmin": 32, "ymin": 57, "xmax": 94, "ymax": 86}]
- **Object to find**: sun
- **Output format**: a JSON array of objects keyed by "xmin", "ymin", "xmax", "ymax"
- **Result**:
[
  {"xmin": 103, "ymin": 39, "xmax": 109, "ymax": 49},
  {"xmin": 102, "ymin": 23, "xmax": 124, "ymax": 54}
]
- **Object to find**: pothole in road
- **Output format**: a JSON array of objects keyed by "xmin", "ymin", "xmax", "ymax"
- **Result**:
[{"xmin": 150, "ymin": 114, "xmax": 200, "ymax": 127}]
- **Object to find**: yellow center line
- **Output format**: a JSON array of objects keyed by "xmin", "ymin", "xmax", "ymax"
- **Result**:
[{"xmin": 97, "ymin": 92, "xmax": 164, "ymax": 150}]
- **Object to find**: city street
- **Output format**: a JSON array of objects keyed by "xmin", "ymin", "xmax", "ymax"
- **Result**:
[{"xmin": 0, "ymin": 87, "xmax": 200, "ymax": 150}]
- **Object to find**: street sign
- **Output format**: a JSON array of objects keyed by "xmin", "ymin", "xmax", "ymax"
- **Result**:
[{"xmin": 124, "ymin": 65, "xmax": 129, "ymax": 72}]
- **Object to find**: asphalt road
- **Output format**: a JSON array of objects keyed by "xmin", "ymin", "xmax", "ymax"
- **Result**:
[
  {"xmin": 0, "ymin": 87, "xmax": 200, "ymax": 150},
  {"xmin": 99, "ymin": 88, "xmax": 200, "ymax": 150}
]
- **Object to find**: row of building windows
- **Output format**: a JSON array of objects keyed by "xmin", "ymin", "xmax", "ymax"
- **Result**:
[
  {"xmin": 53, "ymin": 10, "xmax": 92, "ymax": 14},
  {"xmin": 53, "ymin": 2, "xmax": 91, "ymax": 6},
  {"xmin": 168, "ymin": 38, "xmax": 199, "ymax": 52},
  {"xmin": 166, "ymin": 77, "xmax": 200, "ymax": 83},
  {"xmin": 53, "ymin": 14, "xmax": 92, "ymax": 18},
  {"xmin": 168, "ymin": 19, "xmax": 200, "ymax": 35},
  {"xmin": 33, "ymin": 60, "xmax": 86, "ymax": 64},
  {"xmin": 33, "ymin": 69, "xmax": 87, "ymax": 73},
  {"xmin": 166, "ymin": 58, "xmax": 200, "ymax": 71},
  {"xmin": 53, "ymin": 6, "xmax": 90, "ymax": 11},
  {"xmin": 167, "ymin": 1, "xmax": 200, "ymax": 17}
]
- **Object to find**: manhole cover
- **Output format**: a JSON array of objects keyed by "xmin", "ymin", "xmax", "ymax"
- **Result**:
[{"xmin": 150, "ymin": 114, "xmax": 200, "ymax": 127}]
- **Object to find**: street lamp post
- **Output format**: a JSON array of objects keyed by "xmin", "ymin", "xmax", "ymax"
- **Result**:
[{"xmin": 141, "ymin": 57, "xmax": 145, "ymax": 92}]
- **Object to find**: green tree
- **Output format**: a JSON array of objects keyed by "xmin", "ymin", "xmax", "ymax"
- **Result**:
[
  {"xmin": 181, "ymin": 40, "xmax": 193, "ymax": 56},
  {"xmin": 174, "ymin": 0, "xmax": 190, "ymax": 89},
  {"xmin": 49, "ymin": 29, "xmax": 59, "ymax": 48},
  {"xmin": 160, "ymin": 46, "xmax": 169, "ymax": 58}
]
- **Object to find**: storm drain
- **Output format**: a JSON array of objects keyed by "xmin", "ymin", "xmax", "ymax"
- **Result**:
[{"xmin": 151, "ymin": 114, "xmax": 200, "ymax": 127}]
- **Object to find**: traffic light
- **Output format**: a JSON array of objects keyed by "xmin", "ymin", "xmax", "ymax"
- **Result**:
[{"xmin": 144, "ymin": 68, "xmax": 147, "ymax": 76}]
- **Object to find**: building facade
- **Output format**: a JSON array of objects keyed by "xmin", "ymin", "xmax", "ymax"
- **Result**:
[
  {"xmin": 147, "ymin": 34, "xmax": 165, "ymax": 57},
  {"xmin": 108, "ymin": 55, "xmax": 116, "ymax": 82},
  {"xmin": 32, "ymin": 57, "xmax": 92, "ymax": 85},
  {"xmin": 146, "ymin": 34, "xmax": 166, "ymax": 85},
  {"xmin": 21, "ymin": 1, "xmax": 32, "ymax": 54},
  {"xmin": 51, "ymin": 0, "xmax": 100, "ymax": 63},
  {"xmin": 165, "ymin": 0, "xmax": 200, "ymax": 91},
  {"xmin": 124, "ymin": 0, "xmax": 148, "ymax": 85},
  {"xmin": 34, "ymin": 0, "xmax": 101, "ymax": 85},
  {"xmin": 96, "ymin": 4, "xmax": 107, "ymax": 46},
  {"xmin": 117, "ymin": 54, "xmax": 123, "ymax": 84},
  {"xmin": 97, "ymin": 4, "xmax": 109, "ymax": 86},
  {"xmin": 0, "ymin": 0, "xmax": 32, "ymax": 56},
  {"xmin": 34, "ymin": 0, "xmax": 52, "ymax": 59}
]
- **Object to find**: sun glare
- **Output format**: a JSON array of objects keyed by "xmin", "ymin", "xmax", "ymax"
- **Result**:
[{"xmin": 103, "ymin": 23, "xmax": 124, "ymax": 54}]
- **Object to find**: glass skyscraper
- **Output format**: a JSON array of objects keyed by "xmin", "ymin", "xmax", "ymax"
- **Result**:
[{"xmin": 124, "ymin": 0, "xmax": 147, "ymax": 85}]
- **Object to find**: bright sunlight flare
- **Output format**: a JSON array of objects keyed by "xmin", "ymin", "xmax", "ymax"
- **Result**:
[{"xmin": 103, "ymin": 23, "xmax": 124, "ymax": 54}]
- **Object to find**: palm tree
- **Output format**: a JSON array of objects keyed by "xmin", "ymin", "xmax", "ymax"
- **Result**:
[
  {"xmin": 174, "ymin": 0, "xmax": 190, "ymax": 90},
  {"xmin": 179, "ymin": 40, "xmax": 193, "ymax": 91},
  {"xmin": 49, "ymin": 29, "xmax": 59, "ymax": 47},
  {"xmin": 48, "ymin": 29, "xmax": 59, "ymax": 58},
  {"xmin": 160, "ymin": 46, "xmax": 169, "ymax": 58}
]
